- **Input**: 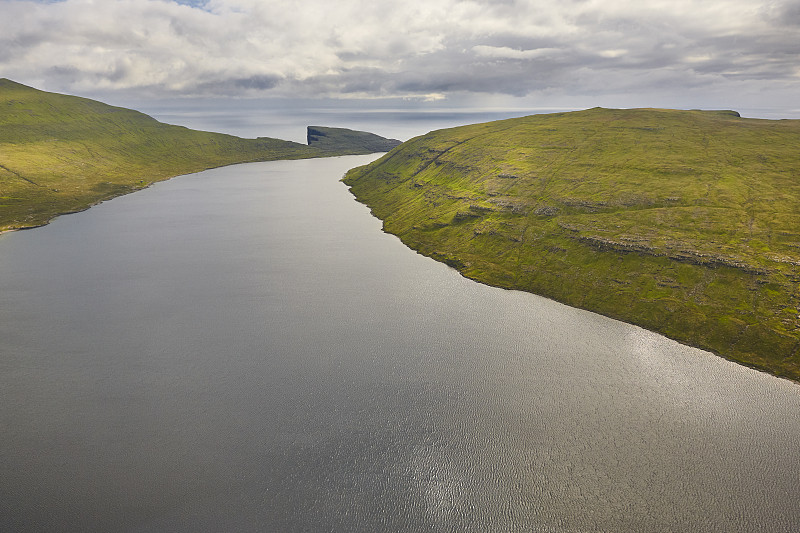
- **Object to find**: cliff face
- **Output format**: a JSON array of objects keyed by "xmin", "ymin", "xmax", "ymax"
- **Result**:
[
  {"xmin": 343, "ymin": 107, "xmax": 800, "ymax": 382},
  {"xmin": 307, "ymin": 126, "xmax": 401, "ymax": 154}
]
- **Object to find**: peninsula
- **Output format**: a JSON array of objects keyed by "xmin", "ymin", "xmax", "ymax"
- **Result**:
[
  {"xmin": 0, "ymin": 79, "xmax": 398, "ymax": 231},
  {"xmin": 344, "ymin": 108, "xmax": 800, "ymax": 381},
  {"xmin": 307, "ymin": 126, "xmax": 401, "ymax": 154}
]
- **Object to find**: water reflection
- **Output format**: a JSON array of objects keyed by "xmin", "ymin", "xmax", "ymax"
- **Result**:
[{"xmin": 0, "ymin": 155, "xmax": 799, "ymax": 532}]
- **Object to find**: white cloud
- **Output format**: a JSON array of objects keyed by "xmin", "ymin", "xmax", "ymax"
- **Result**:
[
  {"xmin": 0, "ymin": 0, "xmax": 798, "ymax": 109},
  {"xmin": 597, "ymin": 49, "xmax": 627, "ymax": 59}
]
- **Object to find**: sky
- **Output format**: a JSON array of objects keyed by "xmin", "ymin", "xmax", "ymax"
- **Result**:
[{"xmin": 1, "ymin": 0, "xmax": 799, "ymax": 126}]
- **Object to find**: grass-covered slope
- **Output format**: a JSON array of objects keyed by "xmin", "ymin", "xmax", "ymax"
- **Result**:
[
  {"xmin": 307, "ymin": 126, "xmax": 401, "ymax": 154},
  {"xmin": 344, "ymin": 107, "xmax": 800, "ymax": 381},
  {"xmin": 0, "ymin": 79, "xmax": 389, "ymax": 231}
]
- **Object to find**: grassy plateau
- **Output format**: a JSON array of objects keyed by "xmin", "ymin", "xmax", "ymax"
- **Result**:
[
  {"xmin": 344, "ymin": 108, "xmax": 800, "ymax": 381},
  {"xmin": 0, "ymin": 78, "xmax": 392, "ymax": 231}
]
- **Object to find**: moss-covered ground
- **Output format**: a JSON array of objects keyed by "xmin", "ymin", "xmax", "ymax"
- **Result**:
[
  {"xmin": 1, "ymin": 79, "xmax": 340, "ymax": 231},
  {"xmin": 344, "ymin": 107, "xmax": 800, "ymax": 381}
]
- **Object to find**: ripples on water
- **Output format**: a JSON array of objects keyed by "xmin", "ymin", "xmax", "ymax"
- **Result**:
[{"xmin": 1, "ymin": 155, "xmax": 799, "ymax": 532}]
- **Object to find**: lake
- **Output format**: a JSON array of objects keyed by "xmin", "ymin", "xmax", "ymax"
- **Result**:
[{"xmin": 1, "ymin": 155, "xmax": 799, "ymax": 532}]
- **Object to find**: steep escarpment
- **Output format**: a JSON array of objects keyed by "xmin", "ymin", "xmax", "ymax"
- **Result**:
[{"xmin": 344, "ymin": 107, "xmax": 800, "ymax": 381}]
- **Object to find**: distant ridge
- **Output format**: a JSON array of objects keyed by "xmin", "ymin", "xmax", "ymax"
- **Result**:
[
  {"xmin": 344, "ymin": 107, "xmax": 800, "ymax": 381},
  {"xmin": 0, "ymin": 79, "xmax": 397, "ymax": 231},
  {"xmin": 307, "ymin": 126, "xmax": 401, "ymax": 154}
]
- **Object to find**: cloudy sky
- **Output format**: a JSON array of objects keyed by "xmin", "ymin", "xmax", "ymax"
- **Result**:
[{"xmin": 2, "ymin": 0, "xmax": 799, "ymax": 119}]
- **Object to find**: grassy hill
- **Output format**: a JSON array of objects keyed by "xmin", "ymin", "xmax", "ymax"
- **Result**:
[
  {"xmin": 307, "ymin": 126, "xmax": 401, "ymax": 154},
  {"xmin": 343, "ymin": 108, "xmax": 800, "ymax": 381},
  {"xmin": 0, "ymin": 79, "xmax": 392, "ymax": 231}
]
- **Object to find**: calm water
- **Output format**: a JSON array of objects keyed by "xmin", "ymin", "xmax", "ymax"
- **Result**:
[
  {"xmin": 105, "ymin": 98, "xmax": 565, "ymax": 143},
  {"xmin": 97, "ymin": 94, "xmax": 800, "ymax": 144},
  {"xmin": 1, "ymin": 155, "xmax": 799, "ymax": 532}
]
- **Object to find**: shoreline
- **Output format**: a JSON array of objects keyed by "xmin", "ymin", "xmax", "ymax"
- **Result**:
[
  {"xmin": 0, "ymin": 152, "xmax": 390, "ymax": 236},
  {"xmin": 363, "ymin": 202, "xmax": 800, "ymax": 387},
  {"xmin": 0, "ymin": 79, "xmax": 397, "ymax": 233},
  {"xmin": 341, "ymin": 108, "xmax": 800, "ymax": 383}
]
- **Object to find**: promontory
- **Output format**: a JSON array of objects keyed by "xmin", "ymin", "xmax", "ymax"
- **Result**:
[{"xmin": 343, "ymin": 107, "xmax": 800, "ymax": 381}]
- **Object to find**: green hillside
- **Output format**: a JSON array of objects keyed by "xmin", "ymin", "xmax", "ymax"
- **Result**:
[
  {"xmin": 344, "ymin": 108, "xmax": 800, "ymax": 381},
  {"xmin": 0, "ymin": 79, "xmax": 390, "ymax": 231},
  {"xmin": 307, "ymin": 126, "xmax": 401, "ymax": 154}
]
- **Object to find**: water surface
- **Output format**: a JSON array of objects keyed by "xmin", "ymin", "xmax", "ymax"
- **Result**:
[{"xmin": 1, "ymin": 155, "xmax": 799, "ymax": 532}]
